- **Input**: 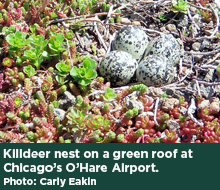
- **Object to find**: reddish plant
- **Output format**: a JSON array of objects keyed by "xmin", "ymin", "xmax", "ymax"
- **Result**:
[
  {"xmin": 203, "ymin": 131, "xmax": 220, "ymax": 143},
  {"xmin": 140, "ymin": 96, "xmax": 154, "ymax": 111},
  {"xmin": 162, "ymin": 129, "xmax": 179, "ymax": 143},
  {"xmin": 180, "ymin": 120, "xmax": 198, "ymax": 136},
  {"xmin": 123, "ymin": 128, "xmax": 144, "ymax": 143},
  {"xmin": 196, "ymin": 95, "xmax": 205, "ymax": 106},
  {"xmin": 121, "ymin": 115, "xmax": 133, "ymax": 126},
  {"xmin": 0, "ymin": 111, "xmax": 7, "ymax": 126},
  {"xmin": 135, "ymin": 115, "xmax": 155, "ymax": 129},
  {"xmin": 197, "ymin": 107, "xmax": 214, "ymax": 121},
  {"xmin": 169, "ymin": 107, "xmax": 181, "ymax": 119}
]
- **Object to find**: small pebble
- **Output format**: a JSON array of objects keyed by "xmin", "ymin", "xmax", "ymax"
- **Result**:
[
  {"xmin": 167, "ymin": 120, "xmax": 180, "ymax": 132},
  {"xmin": 120, "ymin": 18, "xmax": 131, "ymax": 25},
  {"xmin": 198, "ymin": 100, "xmax": 210, "ymax": 110},
  {"xmin": 132, "ymin": 21, "xmax": 141, "ymax": 26},
  {"xmin": 146, "ymin": 87, "xmax": 164, "ymax": 97},
  {"xmin": 160, "ymin": 26, "xmax": 170, "ymax": 34},
  {"xmin": 166, "ymin": 24, "xmax": 177, "ymax": 32},
  {"xmin": 161, "ymin": 98, "xmax": 179, "ymax": 112},
  {"xmin": 210, "ymin": 102, "xmax": 219, "ymax": 114},
  {"xmin": 192, "ymin": 42, "xmax": 201, "ymax": 51},
  {"xmin": 59, "ymin": 91, "xmax": 76, "ymax": 110},
  {"xmin": 177, "ymin": 14, "xmax": 188, "ymax": 28},
  {"xmin": 97, "ymin": 48, "xmax": 106, "ymax": 58},
  {"xmin": 54, "ymin": 108, "xmax": 66, "ymax": 121}
]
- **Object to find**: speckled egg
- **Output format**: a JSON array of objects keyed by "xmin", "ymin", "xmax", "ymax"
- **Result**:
[
  {"xmin": 137, "ymin": 55, "xmax": 174, "ymax": 86},
  {"xmin": 114, "ymin": 25, "xmax": 150, "ymax": 62},
  {"xmin": 144, "ymin": 34, "xmax": 181, "ymax": 66},
  {"xmin": 99, "ymin": 50, "xmax": 138, "ymax": 87}
]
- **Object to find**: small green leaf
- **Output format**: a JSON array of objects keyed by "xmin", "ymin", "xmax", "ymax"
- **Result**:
[
  {"xmin": 51, "ymin": 101, "xmax": 59, "ymax": 108},
  {"xmin": 56, "ymin": 33, "xmax": 65, "ymax": 44},
  {"xmin": 55, "ymin": 70, "xmax": 67, "ymax": 77},
  {"xmin": 162, "ymin": 93, "xmax": 168, "ymax": 98},
  {"xmin": 104, "ymin": 87, "xmax": 117, "ymax": 101},
  {"xmin": 65, "ymin": 30, "xmax": 75, "ymax": 40},
  {"xmin": 29, "ymin": 34, "xmax": 44, "ymax": 46},
  {"xmin": 24, "ymin": 49, "xmax": 37, "ymax": 60},
  {"xmin": 14, "ymin": 97, "xmax": 23, "ymax": 108},
  {"xmin": 83, "ymin": 58, "xmax": 97, "ymax": 70},
  {"xmin": 171, "ymin": 0, "xmax": 190, "ymax": 14},
  {"xmin": 79, "ymin": 78, "xmax": 92, "ymax": 86},
  {"xmin": 70, "ymin": 66, "xmax": 80, "ymax": 78},
  {"xmin": 42, "ymin": 51, "xmax": 50, "ymax": 59},
  {"xmin": 158, "ymin": 12, "xmax": 167, "ymax": 21},
  {"xmin": 56, "ymin": 75, "xmax": 64, "ymax": 85},
  {"xmin": 55, "ymin": 75, "xmax": 68, "ymax": 85},
  {"xmin": 37, "ymin": 56, "xmax": 44, "ymax": 68},
  {"xmin": 85, "ymin": 70, "xmax": 97, "ymax": 79},
  {"xmin": 23, "ymin": 65, "xmax": 37, "ymax": 77},
  {"xmin": 2, "ymin": 25, "xmax": 16, "ymax": 35},
  {"xmin": 51, "ymin": 11, "xmax": 58, "ymax": 19},
  {"xmin": 78, "ymin": 67, "xmax": 86, "ymax": 78},
  {"xmin": 82, "ymin": 59, "xmax": 91, "ymax": 69},
  {"xmin": 56, "ymin": 62, "xmax": 71, "ymax": 73},
  {"xmin": 30, "ymin": 25, "xmax": 36, "ymax": 34}
]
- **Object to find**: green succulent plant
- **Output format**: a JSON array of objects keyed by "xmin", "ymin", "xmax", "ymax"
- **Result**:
[
  {"xmin": 103, "ymin": 87, "xmax": 117, "ymax": 101},
  {"xmin": 66, "ymin": 108, "xmax": 87, "ymax": 129},
  {"xmin": 87, "ymin": 115, "xmax": 112, "ymax": 131},
  {"xmin": 48, "ymin": 33, "xmax": 66, "ymax": 56},
  {"xmin": 55, "ymin": 62, "xmax": 71, "ymax": 85},
  {"xmin": 23, "ymin": 46, "xmax": 50, "ymax": 69},
  {"xmin": 6, "ymin": 31, "xmax": 30, "ymax": 53},
  {"xmin": 70, "ymin": 58, "xmax": 97, "ymax": 86},
  {"xmin": 23, "ymin": 65, "xmax": 37, "ymax": 77},
  {"xmin": 171, "ymin": 0, "xmax": 190, "ymax": 14}
]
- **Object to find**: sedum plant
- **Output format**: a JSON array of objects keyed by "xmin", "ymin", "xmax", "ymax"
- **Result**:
[
  {"xmin": 87, "ymin": 115, "xmax": 112, "ymax": 131},
  {"xmin": 2, "ymin": 57, "xmax": 14, "ymax": 67},
  {"xmin": 23, "ymin": 47, "xmax": 50, "ymax": 69},
  {"xmin": 55, "ymin": 62, "xmax": 71, "ymax": 85},
  {"xmin": 23, "ymin": 65, "xmax": 37, "ymax": 77},
  {"xmin": 48, "ymin": 33, "xmax": 66, "ymax": 57},
  {"xmin": 6, "ymin": 31, "xmax": 30, "ymax": 58},
  {"xmin": 171, "ymin": 0, "xmax": 190, "ymax": 14},
  {"xmin": 70, "ymin": 58, "xmax": 97, "ymax": 86},
  {"xmin": 66, "ymin": 108, "xmax": 87, "ymax": 129},
  {"xmin": 103, "ymin": 87, "xmax": 117, "ymax": 101},
  {"xmin": 23, "ymin": 34, "xmax": 50, "ymax": 69},
  {"xmin": 0, "ymin": 25, "xmax": 16, "ymax": 36},
  {"xmin": 14, "ymin": 97, "xmax": 23, "ymax": 108}
]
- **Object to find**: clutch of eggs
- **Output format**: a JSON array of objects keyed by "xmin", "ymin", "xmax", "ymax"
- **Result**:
[{"xmin": 99, "ymin": 26, "xmax": 180, "ymax": 87}]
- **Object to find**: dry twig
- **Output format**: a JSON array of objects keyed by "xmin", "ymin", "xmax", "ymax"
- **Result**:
[
  {"xmin": 193, "ymin": 80, "xmax": 220, "ymax": 86},
  {"xmin": 206, "ymin": 53, "xmax": 220, "ymax": 65},
  {"xmin": 201, "ymin": 64, "xmax": 218, "ymax": 69},
  {"xmin": 94, "ymin": 16, "xmax": 108, "ymax": 52},
  {"xmin": 49, "ymin": 12, "xmax": 122, "ymax": 24},
  {"xmin": 66, "ymin": 39, "xmax": 73, "ymax": 66},
  {"xmin": 210, "ymin": 4, "xmax": 220, "ymax": 38},
  {"xmin": 188, "ymin": 98, "xmax": 204, "ymax": 127},
  {"xmin": 188, "ymin": 2, "xmax": 212, "ymax": 12},
  {"xmin": 36, "ymin": 0, "xmax": 49, "ymax": 19},
  {"xmin": 185, "ymin": 48, "xmax": 220, "ymax": 55},
  {"xmin": 154, "ymin": 97, "xmax": 160, "ymax": 126},
  {"xmin": 196, "ymin": 80, "xmax": 201, "ymax": 96}
]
